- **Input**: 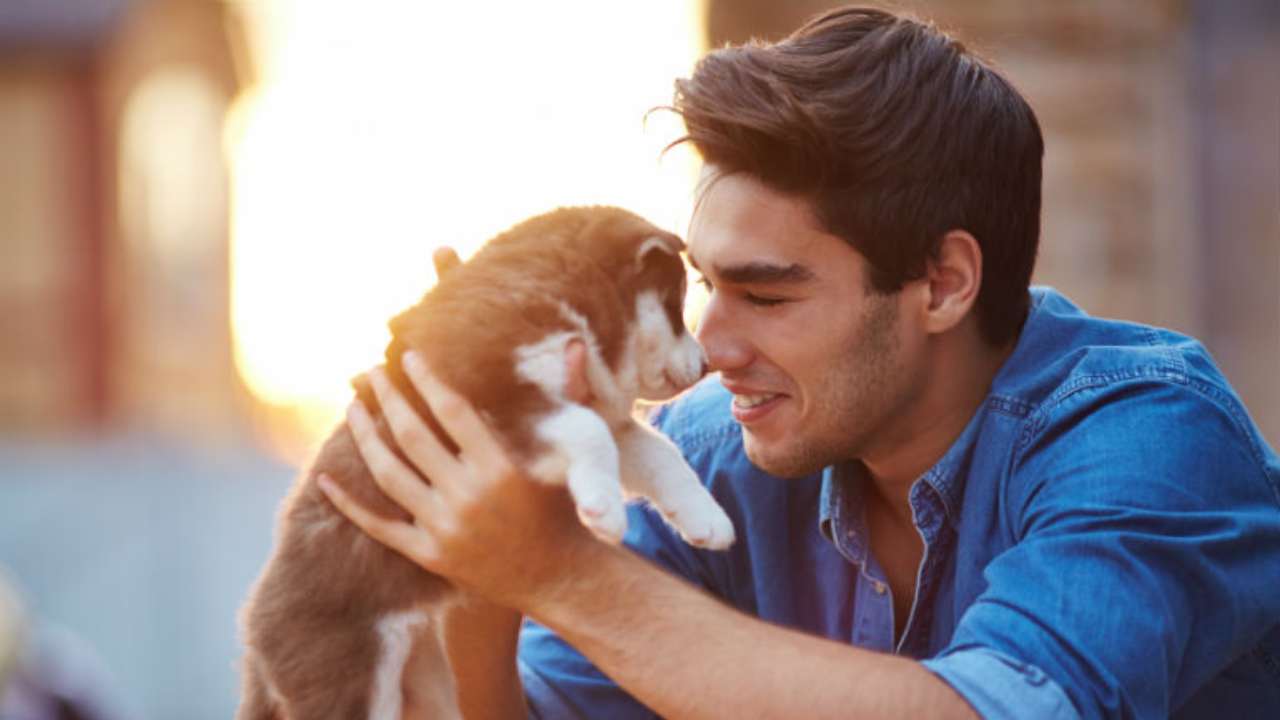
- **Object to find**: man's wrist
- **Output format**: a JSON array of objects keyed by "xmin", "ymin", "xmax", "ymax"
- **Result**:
[
  {"xmin": 520, "ymin": 531, "xmax": 635, "ymax": 627},
  {"xmin": 440, "ymin": 596, "xmax": 528, "ymax": 719},
  {"xmin": 442, "ymin": 595, "xmax": 523, "ymax": 658}
]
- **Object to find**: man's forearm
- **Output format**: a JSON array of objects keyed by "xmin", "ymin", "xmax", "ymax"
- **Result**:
[
  {"xmin": 439, "ymin": 598, "xmax": 528, "ymax": 720},
  {"xmin": 526, "ymin": 541, "xmax": 978, "ymax": 720}
]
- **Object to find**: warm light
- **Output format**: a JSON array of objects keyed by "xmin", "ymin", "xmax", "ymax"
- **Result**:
[{"xmin": 227, "ymin": 1, "xmax": 705, "ymax": 460}]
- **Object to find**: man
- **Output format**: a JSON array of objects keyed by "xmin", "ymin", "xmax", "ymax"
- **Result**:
[{"xmin": 320, "ymin": 6, "xmax": 1280, "ymax": 718}]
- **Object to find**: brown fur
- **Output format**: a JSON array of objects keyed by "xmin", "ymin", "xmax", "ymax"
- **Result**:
[{"xmin": 237, "ymin": 207, "xmax": 687, "ymax": 719}]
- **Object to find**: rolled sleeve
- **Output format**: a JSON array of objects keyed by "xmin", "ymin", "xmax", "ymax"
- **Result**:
[
  {"xmin": 516, "ymin": 500, "xmax": 703, "ymax": 719},
  {"xmin": 518, "ymin": 654, "xmax": 577, "ymax": 720},
  {"xmin": 923, "ymin": 646, "xmax": 1079, "ymax": 720},
  {"xmin": 518, "ymin": 619, "xmax": 658, "ymax": 720},
  {"xmin": 952, "ymin": 380, "xmax": 1280, "ymax": 717}
]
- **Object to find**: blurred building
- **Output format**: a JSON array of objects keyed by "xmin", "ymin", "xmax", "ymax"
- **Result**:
[
  {"xmin": 2, "ymin": 0, "xmax": 1275, "ymax": 447},
  {"xmin": 0, "ymin": 0, "xmax": 253, "ymax": 439},
  {"xmin": 707, "ymin": 0, "xmax": 1280, "ymax": 443}
]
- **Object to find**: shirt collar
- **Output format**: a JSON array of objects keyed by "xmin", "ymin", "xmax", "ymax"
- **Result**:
[
  {"xmin": 818, "ymin": 461, "xmax": 870, "ymax": 564},
  {"xmin": 818, "ymin": 461, "xmax": 853, "ymax": 542},
  {"xmin": 817, "ymin": 288, "xmax": 1055, "ymax": 538}
]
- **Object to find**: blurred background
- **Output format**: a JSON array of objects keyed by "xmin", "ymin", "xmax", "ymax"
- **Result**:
[{"xmin": 0, "ymin": 0, "xmax": 1275, "ymax": 717}]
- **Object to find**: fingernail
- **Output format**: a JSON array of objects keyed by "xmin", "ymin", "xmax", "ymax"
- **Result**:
[
  {"xmin": 402, "ymin": 350, "xmax": 422, "ymax": 373},
  {"xmin": 316, "ymin": 474, "xmax": 335, "ymax": 494}
]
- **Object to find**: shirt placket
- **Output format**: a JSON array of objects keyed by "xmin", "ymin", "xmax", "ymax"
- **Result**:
[
  {"xmin": 894, "ymin": 480, "xmax": 952, "ymax": 657},
  {"xmin": 826, "ymin": 471, "xmax": 897, "ymax": 653}
]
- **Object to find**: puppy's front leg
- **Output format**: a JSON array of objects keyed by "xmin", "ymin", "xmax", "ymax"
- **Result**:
[
  {"xmin": 617, "ymin": 421, "xmax": 735, "ymax": 550},
  {"xmin": 531, "ymin": 405, "xmax": 628, "ymax": 543}
]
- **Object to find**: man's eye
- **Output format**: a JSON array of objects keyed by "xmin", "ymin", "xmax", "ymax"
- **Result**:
[
  {"xmin": 696, "ymin": 276, "xmax": 714, "ymax": 291},
  {"xmin": 745, "ymin": 294, "xmax": 786, "ymax": 307}
]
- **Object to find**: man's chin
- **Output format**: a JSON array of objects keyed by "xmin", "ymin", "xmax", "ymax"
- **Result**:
[{"xmin": 742, "ymin": 432, "xmax": 827, "ymax": 479}]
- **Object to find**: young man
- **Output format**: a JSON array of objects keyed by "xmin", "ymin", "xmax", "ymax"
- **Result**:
[{"xmin": 321, "ymin": 6, "xmax": 1280, "ymax": 718}]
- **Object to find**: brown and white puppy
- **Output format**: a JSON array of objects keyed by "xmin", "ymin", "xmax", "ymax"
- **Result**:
[{"xmin": 237, "ymin": 206, "xmax": 735, "ymax": 720}]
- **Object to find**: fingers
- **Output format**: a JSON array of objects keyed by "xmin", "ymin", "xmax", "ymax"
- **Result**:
[
  {"xmin": 317, "ymin": 474, "xmax": 440, "ymax": 567},
  {"xmin": 432, "ymin": 247, "xmax": 462, "ymax": 279},
  {"xmin": 400, "ymin": 351, "xmax": 514, "ymax": 478},
  {"xmin": 366, "ymin": 367, "xmax": 464, "ymax": 491},
  {"xmin": 345, "ymin": 396, "xmax": 443, "ymax": 515}
]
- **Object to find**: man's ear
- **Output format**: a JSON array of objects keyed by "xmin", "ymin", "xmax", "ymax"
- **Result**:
[{"xmin": 921, "ymin": 230, "xmax": 982, "ymax": 335}]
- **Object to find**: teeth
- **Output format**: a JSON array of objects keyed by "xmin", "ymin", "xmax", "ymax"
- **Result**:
[{"xmin": 733, "ymin": 394, "xmax": 777, "ymax": 409}]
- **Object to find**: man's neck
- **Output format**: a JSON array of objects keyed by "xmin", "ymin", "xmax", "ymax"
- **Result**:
[{"xmin": 861, "ymin": 331, "xmax": 1015, "ymax": 524}]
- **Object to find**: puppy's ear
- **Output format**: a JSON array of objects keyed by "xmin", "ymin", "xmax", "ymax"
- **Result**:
[
  {"xmin": 635, "ymin": 232, "xmax": 685, "ymax": 271},
  {"xmin": 432, "ymin": 246, "xmax": 462, "ymax": 279}
]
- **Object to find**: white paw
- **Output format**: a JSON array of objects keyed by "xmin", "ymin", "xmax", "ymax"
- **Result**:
[
  {"xmin": 575, "ymin": 495, "xmax": 628, "ymax": 544},
  {"xmin": 662, "ymin": 500, "xmax": 736, "ymax": 550}
]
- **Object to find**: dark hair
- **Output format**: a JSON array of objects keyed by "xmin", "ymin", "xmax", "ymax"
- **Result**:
[{"xmin": 670, "ymin": 6, "xmax": 1043, "ymax": 346}]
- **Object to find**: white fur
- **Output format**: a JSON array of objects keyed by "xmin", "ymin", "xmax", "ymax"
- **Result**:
[
  {"xmin": 616, "ymin": 422, "xmax": 735, "ymax": 549},
  {"xmin": 514, "ymin": 330, "xmax": 577, "ymax": 398},
  {"xmin": 370, "ymin": 610, "xmax": 428, "ymax": 719},
  {"xmin": 633, "ymin": 290, "xmax": 705, "ymax": 400},
  {"xmin": 510, "ymin": 281, "xmax": 720, "ymax": 548},
  {"xmin": 531, "ymin": 404, "xmax": 627, "ymax": 542}
]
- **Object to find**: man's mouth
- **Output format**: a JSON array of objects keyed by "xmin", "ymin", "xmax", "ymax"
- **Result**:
[
  {"xmin": 729, "ymin": 391, "xmax": 786, "ymax": 425},
  {"xmin": 732, "ymin": 393, "xmax": 781, "ymax": 409}
]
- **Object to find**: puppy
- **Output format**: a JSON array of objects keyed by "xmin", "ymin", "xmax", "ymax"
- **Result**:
[{"xmin": 238, "ymin": 206, "xmax": 736, "ymax": 719}]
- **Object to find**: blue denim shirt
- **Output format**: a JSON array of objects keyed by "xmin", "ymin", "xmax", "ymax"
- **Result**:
[{"xmin": 518, "ymin": 287, "xmax": 1280, "ymax": 719}]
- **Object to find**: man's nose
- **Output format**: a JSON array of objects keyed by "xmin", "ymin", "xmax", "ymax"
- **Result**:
[{"xmin": 694, "ymin": 295, "xmax": 750, "ymax": 373}]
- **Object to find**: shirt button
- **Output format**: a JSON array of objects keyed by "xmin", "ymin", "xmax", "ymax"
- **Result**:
[{"xmin": 873, "ymin": 581, "xmax": 887, "ymax": 595}]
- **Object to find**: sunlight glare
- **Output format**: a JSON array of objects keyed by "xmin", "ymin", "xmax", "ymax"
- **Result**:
[{"xmin": 227, "ymin": 1, "xmax": 704, "ymax": 457}]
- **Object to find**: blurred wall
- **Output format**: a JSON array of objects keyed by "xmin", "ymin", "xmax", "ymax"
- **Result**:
[
  {"xmin": 707, "ymin": 0, "xmax": 1280, "ymax": 444},
  {"xmin": 0, "ymin": 0, "xmax": 253, "ymax": 440},
  {"xmin": 1, "ymin": 2, "xmax": 270, "ymax": 718}
]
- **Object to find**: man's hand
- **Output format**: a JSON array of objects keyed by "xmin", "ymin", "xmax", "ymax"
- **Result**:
[{"xmin": 322, "ymin": 351, "xmax": 596, "ymax": 607}]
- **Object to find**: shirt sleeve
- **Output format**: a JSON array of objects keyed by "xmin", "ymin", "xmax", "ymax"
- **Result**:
[
  {"xmin": 518, "ymin": 616, "xmax": 656, "ymax": 720},
  {"xmin": 922, "ymin": 646, "xmax": 1079, "ymax": 720},
  {"xmin": 518, "ymin": 478, "xmax": 724, "ymax": 718},
  {"xmin": 933, "ymin": 379, "xmax": 1280, "ymax": 718}
]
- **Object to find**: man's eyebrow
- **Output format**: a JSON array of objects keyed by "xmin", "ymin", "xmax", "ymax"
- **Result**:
[{"xmin": 697, "ymin": 260, "xmax": 817, "ymax": 285}]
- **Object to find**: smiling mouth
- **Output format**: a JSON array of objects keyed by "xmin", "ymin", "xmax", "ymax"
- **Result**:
[{"xmin": 732, "ymin": 393, "xmax": 781, "ymax": 408}]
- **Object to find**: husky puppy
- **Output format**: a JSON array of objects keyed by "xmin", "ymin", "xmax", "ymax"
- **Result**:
[{"xmin": 238, "ymin": 206, "xmax": 735, "ymax": 719}]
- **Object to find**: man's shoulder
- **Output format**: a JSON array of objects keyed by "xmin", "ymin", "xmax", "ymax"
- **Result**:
[
  {"xmin": 991, "ymin": 288, "xmax": 1278, "ymax": 494},
  {"xmin": 995, "ymin": 288, "xmax": 1245, "ymax": 419}
]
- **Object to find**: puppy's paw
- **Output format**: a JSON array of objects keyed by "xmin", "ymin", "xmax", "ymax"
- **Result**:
[
  {"xmin": 575, "ymin": 496, "xmax": 628, "ymax": 544},
  {"xmin": 664, "ymin": 502, "xmax": 736, "ymax": 551}
]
